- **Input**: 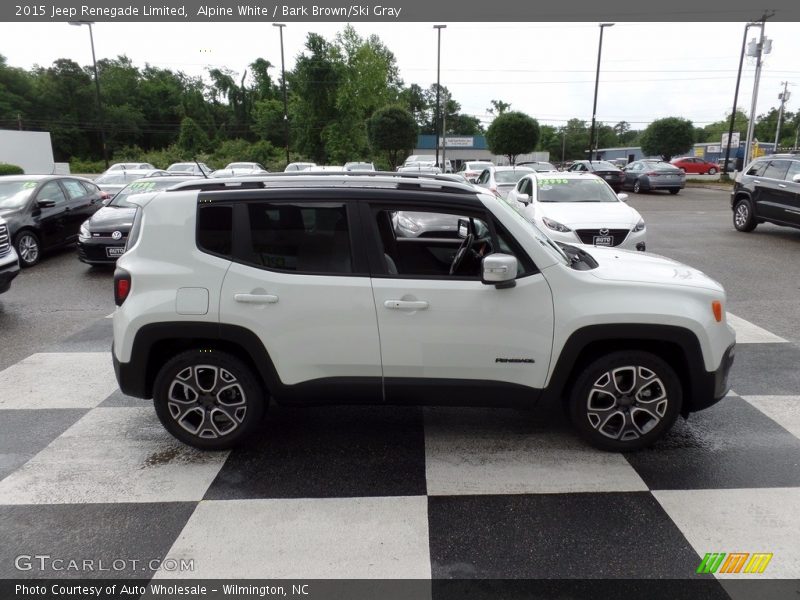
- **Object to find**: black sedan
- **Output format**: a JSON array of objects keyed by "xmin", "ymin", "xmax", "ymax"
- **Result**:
[
  {"xmin": 0, "ymin": 175, "xmax": 105, "ymax": 267},
  {"xmin": 77, "ymin": 175, "xmax": 198, "ymax": 265},
  {"xmin": 567, "ymin": 160, "xmax": 626, "ymax": 192}
]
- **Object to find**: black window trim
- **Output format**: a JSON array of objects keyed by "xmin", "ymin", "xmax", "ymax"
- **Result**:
[{"xmin": 196, "ymin": 197, "xmax": 369, "ymax": 278}]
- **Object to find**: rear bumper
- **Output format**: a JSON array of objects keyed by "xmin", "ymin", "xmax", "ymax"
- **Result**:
[
  {"xmin": 112, "ymin": 343, "xmax": 149, "ymax": 399},
  {"xmin": 645, "ymin": 178, "xmax": 685, "ymax": 190}
]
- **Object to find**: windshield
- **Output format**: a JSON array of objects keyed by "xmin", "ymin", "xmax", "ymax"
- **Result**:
[
  {"xmin": 536, "ymin": 177, "xmax": 619, "ymax": 203},
  {"xmin": 95, "ymin": 172, "xmax": 128, "ymax": 185},
  {"xmin": 467, "ymin": 162, "xmax": 491, "ymax": 170},
  {"xmin": 109, "ymin": 179, "xmax": 182, "ymax": 208},
  {"xmin": 0, "ymin": 181, "xmax": 37, "ymax": 209},
  {"xmin": 167, "ymin": 163, "xmax": 193, "ymax": 172},
  {"xmin": 495, "ymin": 169, "xmax": 533, "ymax": 184},
  {"xmin": 490, "ymin": 195, "xmax": 570, "ymax": 265},
  {"xmin": 589, "ymin": 161, "xmax": 618, "ymax": 170}
]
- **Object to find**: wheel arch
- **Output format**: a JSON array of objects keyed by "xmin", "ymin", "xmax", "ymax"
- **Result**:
[
  {"xmin": 120, "ymin": 322, "xmax": 280, "ymax": 399},
  {"xmin": 540, "ymin": 324, "xmax": 706, "ymax": 416}
]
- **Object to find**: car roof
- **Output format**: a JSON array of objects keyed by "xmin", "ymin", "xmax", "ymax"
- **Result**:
[
  {"xmin": 0, "ymin": 174, "xmax": 94, "ymax": 183},
  {"xmin": 527, "ymin": 171, "xmax": 602, "ymax": 180}
]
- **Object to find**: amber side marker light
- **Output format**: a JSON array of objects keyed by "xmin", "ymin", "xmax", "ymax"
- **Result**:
[{"xmin": 712, "ymin": 301, "xmax": 723, "ymax": 323}]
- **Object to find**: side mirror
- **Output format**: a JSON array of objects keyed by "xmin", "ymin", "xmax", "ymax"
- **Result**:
[
  {"xmin": 793, "ymin": 174, "xmax": 800, "ymax": 183},
  {"xmin": 37, "ymin": 198, "xmax": 56, "ymax": 208},
  {"xmin": 517, "ymin": 193, "xmax": 531, "ymax": 205},
  {"xmin": 482, "ymin": 253, "xmax": 518, "ymax": 289},
  {"xmin": 617, "ymin": 193, "xmax": 629, "ymax": 202}
]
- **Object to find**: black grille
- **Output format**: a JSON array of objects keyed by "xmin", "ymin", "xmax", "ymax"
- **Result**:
[
  {"xmin": 91, "ymin": 231, "xmax": 129, "ymax": 239},
  {"xmin": 575, "ymin": 228, "xmax": 630, "ymax": 246},
  {"xmin": 0, "ymin": 223, "xmax": 9, "ymax": 257}
]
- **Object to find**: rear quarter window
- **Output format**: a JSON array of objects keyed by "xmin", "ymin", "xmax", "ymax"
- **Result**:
[{"xmin": 197, "ymin": 205, "xmax": 233, "ymax": 257}]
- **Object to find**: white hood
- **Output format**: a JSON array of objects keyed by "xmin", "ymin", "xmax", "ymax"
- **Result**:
[
  {"xmin": 527, "ymin": 201, "xmax": 639, "ymax": 228},
  {"xmin": 586, "ymin": 246, "xmax": 723, "ymax": 292}
]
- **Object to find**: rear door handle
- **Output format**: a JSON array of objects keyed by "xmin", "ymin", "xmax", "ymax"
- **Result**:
[
  {"xmin": 753, "ymin": 180, "xmax": 761, "ymax": 184},
  {"xmin": 234, "ymin": 293, "xmax": 278, "ymax": 304},
  {"xmin": 384, "ymin": 300, "xmax": 429, "ymax": 310},
  {"xmin": 778, "ymin": 184, "xmax": 787, "ymax": 188}
]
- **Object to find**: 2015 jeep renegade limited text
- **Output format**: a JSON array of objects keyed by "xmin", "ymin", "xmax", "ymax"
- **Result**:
[{"xmin": 112, "ymin": 173, "xmax": 735, "ymax": 452}]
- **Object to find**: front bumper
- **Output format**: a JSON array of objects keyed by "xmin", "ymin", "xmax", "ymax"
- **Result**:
[
  {"xmin": 78, "ymin": 238, "xmax": 126, "ymax": 264},
  {"xmin": 0, "ymin": 250, "xmax": 20, "ymax": 293},
  {"xmin": 544, "ymin": 227, "xmax": 646, "ymax": 251},
  {"xmin": 687, "ymin": 343, "xmax": 735, "ymax": 413}
]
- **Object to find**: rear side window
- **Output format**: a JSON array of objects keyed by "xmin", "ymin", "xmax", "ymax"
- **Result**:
[
  {"xmin": 786, "ymin": 161, "xmax": 800, "ymax": 182},
  {"xmin": 241, "ymin": 202, "xmax": 352, "ymax": 274},
  {"xmin": 197, "ymin": 205, "xmax": 233, "ymax": 257}
]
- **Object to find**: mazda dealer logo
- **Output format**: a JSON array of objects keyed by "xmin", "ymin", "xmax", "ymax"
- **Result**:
[
  {"xmin": 111, "ymin": 231, "xmax": 122, "ymax": 240},
  {"xmin": 599, "ymin": 228, "xmax": 609, "ymax": 235}
]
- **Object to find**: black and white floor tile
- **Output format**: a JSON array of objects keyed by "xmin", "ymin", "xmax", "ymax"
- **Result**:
[{"xmin": 1, "ymin": 312, "xmax": 799, "ymax": 596}]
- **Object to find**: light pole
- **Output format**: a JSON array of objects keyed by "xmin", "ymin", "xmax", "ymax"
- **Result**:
[
  {"xmin": 433, "ymin": 25, "xmax": 446, "ymax": 169},
  {"xmin": 743, "ymin": 16, "xmax": 772, "ymax": 166},
  {"xmin": 70, "ymin": 20, "xmax": 108, "ymax": 169},
  {"xmin": 722, "ymin": 21, "xmax": 760, "ymax": 179},
  {"xmin": 273, "ymin": 23, "xmax": 290, "ymax": 164},
  {"xmin": 588, "ymin": 23, "xmax": 614, "ymax": 162}
]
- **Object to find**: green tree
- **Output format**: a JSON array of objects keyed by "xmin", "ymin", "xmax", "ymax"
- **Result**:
[
  {"xmin": 368, "ymin": 105, "xmax": 417, "ymax": 169},
  {"xmin": 177, "ymin": 116, "xmax": 210, "ymax": 154},
  {"xmin": 702, "ymin": 110, "xmax": 749, "ymax": 145},
  {"xmin": 486, "ymin": 111, "xmax": 540, "ymax": 165},
  {"xmin": 639, "ymin": 117, "xmax": 695, "ymax": 161},
  {"xmin": 487, "ymin": 99, "xmax": 511, "ymax": 115}
]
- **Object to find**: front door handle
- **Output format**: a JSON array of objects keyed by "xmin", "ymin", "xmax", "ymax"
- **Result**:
[
  {"xmin": 234, "ymin": 293, "xmax": 278, "ymax": 304},
  {"xmin": 778, "ymin": 184, "xmax": 787, "ymax": 188},
  {"xmin": 384, "ymin": 300, "xmax": 429, "ymax": 310}
]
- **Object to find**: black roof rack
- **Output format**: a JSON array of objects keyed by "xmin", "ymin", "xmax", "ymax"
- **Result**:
[{"xmin": 168, "ymin": 170, "xmax": 478, "ymax": 195}]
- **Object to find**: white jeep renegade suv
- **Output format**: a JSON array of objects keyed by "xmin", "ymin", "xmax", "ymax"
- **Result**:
[{"xmin": 112, "ymin": 173, "xmax": 735, "ymax": 451}]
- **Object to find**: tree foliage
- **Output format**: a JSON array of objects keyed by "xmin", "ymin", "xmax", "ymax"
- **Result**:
[
  {"xmin": 368, "ymin": 105, "xmax": 417, "ymax": 169},
  {"xmin": 486, "ymin": 111, "xmax": 540, "ymax": 165},
  {"xmin": 639, "ymin": 117, "xmax": 695, "ymax": 161}
]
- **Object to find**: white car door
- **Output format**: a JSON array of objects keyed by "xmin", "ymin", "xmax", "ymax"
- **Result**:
[
  {"xmin": 365, "ymin": 201, "xmax": 554, "ymax": 404},
  {"xmin": 218, "ymin": 199, "xmax": 382, "ymax": 391}
]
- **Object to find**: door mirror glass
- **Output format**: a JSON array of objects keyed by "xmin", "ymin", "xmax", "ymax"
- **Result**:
[{"xmin": 482, "ymin": 253, "xmax": 518, "ymax": 288}]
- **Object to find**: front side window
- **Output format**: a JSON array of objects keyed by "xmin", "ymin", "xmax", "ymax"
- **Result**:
[
  {"xmin": 762, "ymin": 160, "xmax": 791, "ymax": 180},
  {"xmin": 243, "ymin": 202, "xmax": 352, "ymax": 274},
  {"xmin": 37, "ymin": 181, "xmax": 67, "ymax": 205},
  {"xmin": 745, "ymin": 160, "xmax": 768, "ymax": 177}
]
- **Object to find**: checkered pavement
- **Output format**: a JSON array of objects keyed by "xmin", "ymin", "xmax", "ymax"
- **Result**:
[{"xmin": 1, "ymin": 313, "xmax": 799, "ymax": 595}]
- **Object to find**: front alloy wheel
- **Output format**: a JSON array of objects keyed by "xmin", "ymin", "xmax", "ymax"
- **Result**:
[
  {"xmin": 570, "ymin": 351, "xmax": 681, "ymax": 451},
  {"xmin": 15, "ymin": 232, "xmax": 40, "ymax": 267},
  {"xmin": 153, "ymin": 350, "xmax": 265, "ymax": 449},
  {"xmin": 733, "ymin": 199, "xmax": 757, "ymax": 232}
]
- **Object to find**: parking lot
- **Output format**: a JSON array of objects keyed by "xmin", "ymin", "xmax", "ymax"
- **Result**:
[{"xmin": 1, "ymin": 186, "xmax": 799, "ymax": 595}]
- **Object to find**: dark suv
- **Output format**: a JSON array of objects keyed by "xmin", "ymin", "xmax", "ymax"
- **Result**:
[{"xmin": 731, "ymin": 155, "xmax": 800, "ymax": 233}]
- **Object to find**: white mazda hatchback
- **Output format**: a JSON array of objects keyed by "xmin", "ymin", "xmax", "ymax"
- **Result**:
[{"xmin": 506, "ymin": 171, "xmax": 647, "ymax": 251}]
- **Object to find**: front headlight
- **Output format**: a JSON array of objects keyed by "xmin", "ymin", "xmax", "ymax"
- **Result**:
[
  {"xmin": 79, "ymin": 222, "xmax": 91, "ymax": 240},
  {"xmin": 396, "ymin": 214, "xmax": 421, "ymax": 233},
  {"xmin": 541, "ymin": 217, "xmax": 572, "ymax": 233},
  {"xmin": 633, "ymin": 218, "xmax": 646, "ymax": 232}
]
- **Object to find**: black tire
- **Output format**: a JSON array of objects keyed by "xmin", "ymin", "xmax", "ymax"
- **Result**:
[
  {"xmin": 733, "ymin": 198, "xmax": 757, "ymax": 232},
  {"xmin": 569, "ymin": 351, "xmax": 682, "ymax": 451},
  {"xmin": 708, "ymin": 167, "xmax": 717, "ymax": 175},
  {"xmin": 153, "ymin": 349, "xmax": 266, "ymax": 450},
  {"xmin": 633, "ymin": 179, "xmax": 644, "ymax": 194},
  {"xmin": 669, "ymin": 188, "xmax": 680, "ymax": 195},
  {"xmin": 14, "ymin": 230, "xmax": 41, "ymax": 267}
]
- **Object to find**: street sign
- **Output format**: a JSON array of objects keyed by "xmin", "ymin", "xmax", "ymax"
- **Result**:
[{"xmin": 721, "ymin": 132, "xmax": 740, "ymax": 148}]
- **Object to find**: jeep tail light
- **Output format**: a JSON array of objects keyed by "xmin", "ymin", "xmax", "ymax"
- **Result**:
[
  {"xmin": 712, "ymin": 300, "xmax": 723, "ymax": 323},
  {"xmin": 114, "ymin": 268, "xmax": 131, "ymax": 306}
]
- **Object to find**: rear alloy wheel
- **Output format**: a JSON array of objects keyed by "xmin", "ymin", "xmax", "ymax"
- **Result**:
[
  {"xmin": 569, "ymin": 351, "xmax": 682, "ymax": 451},
  {"xmin": 153, "ymin": 350, "xmax": 265, "ymax": 449},
  {"xmin": 633, "ymin": 179, "xmax": 644, "ymax": 194},
  {"xmin": 733, "ymin": 198, "xmax": 757, "ymax": 232},
  {"xmin": 15, "ymin": 231, "xmax": 41, "ymax": 267}
]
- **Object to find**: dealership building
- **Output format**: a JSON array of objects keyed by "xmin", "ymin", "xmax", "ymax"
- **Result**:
[{"xmin": 412, "ymin": 134, "xmax": 550, "ymax": 167}]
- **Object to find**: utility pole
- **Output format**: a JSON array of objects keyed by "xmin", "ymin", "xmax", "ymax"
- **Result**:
[
  {"xmin": 441, "ymin": 111, "xmax": 447, "ymax": 171},
  {"xmin": 588, "ymin": 23, "xmax": 614, "ymax": 162},
  {"xmin": 722, "ymin": 21, "xmax": 757, "ymax": 180},
  {"xmin": 433, "ymin": 25, "xmax": 446, "ymax": 170},
  {"xmin": 774, "ymin": 81, "xmax": 790, "ymax": 150},
  {"xmin": 273, "ymin": 23, "xmax": 290, "ymax": 165},
  {"xmin": 561, "ymin": 129, "xmax": 566, "ymax": 164},
  {"xmin": 17, "ymin": 113, "xmax": 22, "ymax": 130},
  {"xmin": 743, "ymin": 14, "xmax": 773, "ymax": 166},
  {"xmin": 70, "ymin": 21, "xmax": 109, "ymax": 169}
]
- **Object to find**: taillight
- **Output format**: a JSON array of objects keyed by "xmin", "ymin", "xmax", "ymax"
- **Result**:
[
  {"xmin": 712, "ymin": 300, "xmax": 723, "ymax": 323},
  {"xmin": 114, "ymin": 268, "xmax": 131, "ymax": 306}
]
